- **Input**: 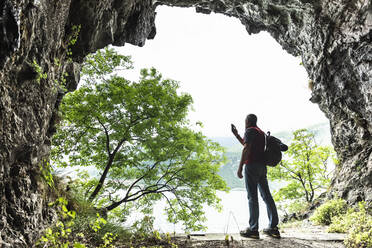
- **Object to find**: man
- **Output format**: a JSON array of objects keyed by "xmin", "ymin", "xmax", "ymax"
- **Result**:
[{"xmin": 231, "ymin": 114, "xmax": 280, "ymax": 239}]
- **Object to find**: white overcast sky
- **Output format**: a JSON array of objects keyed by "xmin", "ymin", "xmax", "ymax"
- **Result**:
[{"xmin": 117, "ymin": 6, "xmax": 328, "ymax": 137}]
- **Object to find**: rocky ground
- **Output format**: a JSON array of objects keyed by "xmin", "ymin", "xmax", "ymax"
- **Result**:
[
  {"xmin": 173, "ymin": 230, "xmax": 345, "ymax": 248},
  {"xmin": 170, "ymin": 239, "xmax": 344, "ymax": 248},
  {"xmin": 115, "ymin": 224, "xmax": 346, "ymax": 248}
]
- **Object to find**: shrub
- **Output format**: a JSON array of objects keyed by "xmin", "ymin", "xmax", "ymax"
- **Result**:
[
  {"xmin": 37, "ymin": 195, "xmax": 121, "ymax": 248},
  {"xmin": 36, "ymin": 197, "xmax": 86, "ymax": 248},
  {"xmin": 328, "ymin": 202, "xmax": 372, "ymax": 248},
  {"xmin": 327, "ymin": 207, "xmax": 356, "ymax": 233},
  {"xmin": 287, "ymin": 200, "xmax": 310, "ymax": 214},
  {"xmin": 345, "ymin": 216, "xmax": 372, "ymax": 248},
  {"xmin": 310, "ymin": 198, "xmax": 347, "ymax": 225},
  {"xmin": 72, "ymin": 213, "xmax": 131, "ymax": 245}
]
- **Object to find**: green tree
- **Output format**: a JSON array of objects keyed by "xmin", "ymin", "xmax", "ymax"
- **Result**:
[
  {"xmin": 268, "ymin": 129, "xmax": 337, "ymax": 206},
  {"xmin": 51, "ymin": 48, "xmax": 228, "ymax": 231}
]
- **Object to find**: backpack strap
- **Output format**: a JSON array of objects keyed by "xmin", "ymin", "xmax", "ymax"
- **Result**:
[{"xmin": 249, "ymin": 126, "xmax": 265, "ymax": 135}]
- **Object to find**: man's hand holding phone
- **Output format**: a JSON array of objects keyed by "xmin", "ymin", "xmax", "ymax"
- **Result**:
[{"xmin": 231, "ymin": 123, "xmax": 238, "ymax": 136}]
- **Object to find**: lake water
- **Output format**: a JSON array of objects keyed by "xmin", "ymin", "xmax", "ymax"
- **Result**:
[{"xmin": 151, "ymin": 189, "xmax": 274, "ymax": 234}]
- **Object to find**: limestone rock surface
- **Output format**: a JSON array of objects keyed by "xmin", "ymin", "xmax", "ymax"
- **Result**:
[
  {"xmin": 0, "ymin": 0, "xmax": 371, "ymax": 246},
  {"xmin": 0, "ymin": 0, "xmax": 155, "ymax": 246}
]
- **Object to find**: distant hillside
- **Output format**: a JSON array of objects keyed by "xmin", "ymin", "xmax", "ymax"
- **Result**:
[
  {"xmin": 213, "ymin": 122, "xmax": 332, "ymax": 189},
  {"xmin": 272, "ymin": 122, "xmax": 332, "ymax": 146}
]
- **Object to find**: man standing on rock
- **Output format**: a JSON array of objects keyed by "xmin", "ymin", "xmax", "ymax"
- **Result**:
[{"xmin": 231, "ymin": 114, "xmax": 280, "ymax": 239}]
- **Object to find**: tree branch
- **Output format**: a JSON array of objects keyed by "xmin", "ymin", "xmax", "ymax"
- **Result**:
[
  {"xmin": 88, "ymin": 135, "xmax": 128, "ymax": 201},
  {"xmin": 281, "ymin": 162, "xmax": 302, "ymax": 181},
  {"xmin": 96, "ymin": 117, "xmax": 111, "ymax": 156},
  {"xmin": 88, "ymin": 112, "xmax": 146, "ymax": 201},
  {"xmin": 104, "ymin": 164, "xmax": 184, "ymax": 212},
  {"xmin": 297, "ymin": 173, "xmax": 310, "ymax": 203},
  {"xmin": 305, "ymin": 155, "xmax": 315, "ymax": 202},
  {"xmin": 105, "ymin": 188, "xmax": 173, "ymax": 211},
  {"xmin": 161, "ymin": 192, "xmax": 177, "ymax": 219},
  {"xmin": 123, "ymin": 161, "xmax": 160, "ymax": 200}
]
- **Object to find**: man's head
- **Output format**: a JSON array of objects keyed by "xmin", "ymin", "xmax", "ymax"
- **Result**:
[{"xmin": 245, "ymin": 114, "xmax": 257, "ymax": 128}]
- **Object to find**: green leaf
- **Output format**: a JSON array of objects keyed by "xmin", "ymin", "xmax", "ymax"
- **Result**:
[{"xmin": 74, "ymin": 243, "xmax": 87, "ymax": 248}]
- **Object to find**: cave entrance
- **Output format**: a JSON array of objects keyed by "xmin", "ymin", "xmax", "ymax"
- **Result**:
[
  {"xmin": 118, "ymin": 6, "xmax": 328, "ymax": 138},
  {"xmin": 111, "ymin": 6, "xmax": 333, "ymax": 234}
]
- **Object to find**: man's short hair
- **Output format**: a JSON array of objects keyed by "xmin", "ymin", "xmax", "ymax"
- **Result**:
[{"xmin": 246, "ymin": 114, "xmax": 257, "ymax": 126}]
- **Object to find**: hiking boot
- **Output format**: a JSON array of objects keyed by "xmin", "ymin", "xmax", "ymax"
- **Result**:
[
  {"xmin": 240, "ymin": 228, "xmax": 260, "ymax": 239},
  {"xmin": 263, "ymin": 227, "xmax": 281, "ymax": 239}
]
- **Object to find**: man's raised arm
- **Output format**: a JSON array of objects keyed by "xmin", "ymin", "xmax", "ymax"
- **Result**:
[{"xmin": 231, "ymin": 124, "xmax": 244, "ymax": 145}]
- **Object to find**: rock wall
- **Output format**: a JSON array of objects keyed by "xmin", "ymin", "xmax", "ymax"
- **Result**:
[
  {"xmin": 0, "ymin": 0, "xmax": 371, "ymax": 246},
  {"xmin": 0, "ymin": 0, "xmax": 156, "ymax": 246}
]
